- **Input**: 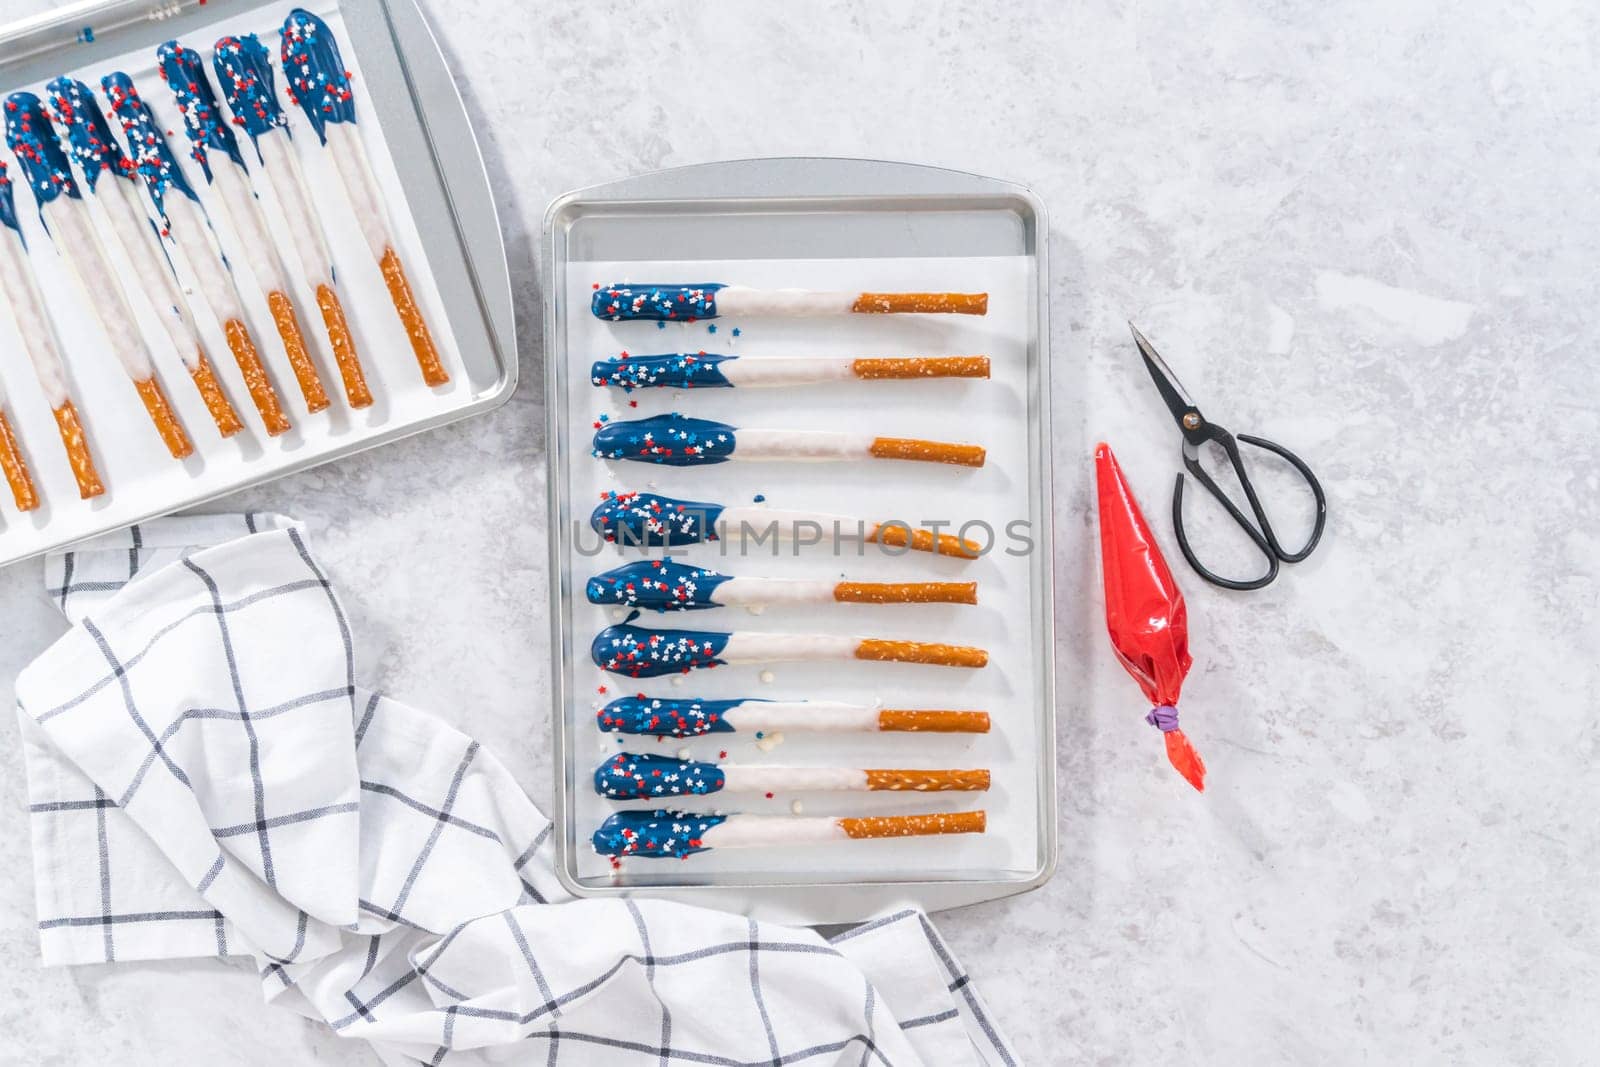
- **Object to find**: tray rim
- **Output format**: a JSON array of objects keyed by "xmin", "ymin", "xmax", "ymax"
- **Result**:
[
  {"xmin": 541, "ymin": 156, "xmax": 1058, "ymax": 922},
  {"xmin": 0, "ymin": 0, "xmax": 519, "ymax": 569}
]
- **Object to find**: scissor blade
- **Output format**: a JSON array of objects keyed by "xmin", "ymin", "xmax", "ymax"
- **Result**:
[{"xmin": 1128, "ymin": 322, "xmax": 1197, "ymax": 426}]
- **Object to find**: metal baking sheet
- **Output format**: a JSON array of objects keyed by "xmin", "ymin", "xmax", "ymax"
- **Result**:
[
  {"xmin": 0, "ymin": 0, "xmax": 515, "ymax": 567},
  {"xmin": 543, "ymin": 158, "xmax": 1056, "ymax": 923}
]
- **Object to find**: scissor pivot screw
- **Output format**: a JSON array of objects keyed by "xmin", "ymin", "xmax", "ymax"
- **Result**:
[{"xmin": 1182, "ymin": 413, "xmax": 1202, "ymax": 430}]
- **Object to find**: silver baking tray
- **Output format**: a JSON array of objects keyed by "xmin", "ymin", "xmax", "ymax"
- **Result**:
[
  {"xmin": 0, "ymin": 0, "xmax": 515, "ymax": 566},
  {"xmin": 543, "ymin": 158, "xmax": 1056, "ymax": 923}
]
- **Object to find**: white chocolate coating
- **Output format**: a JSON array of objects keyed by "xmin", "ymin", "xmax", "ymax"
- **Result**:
[
  {"xmin": 257, "ymin": 135, "xmax": 335, "ymax": 288},
  {"xmin": 208, "ymin": 163, "xmax": 288, "ymax": 293},
  {"xmin": 0, "ymin": 226, "xmax": 70, "ymax": 408},
  {"xmin": 698, "ymin": 815, "xmax": 849, "ymax": 849},
  {"xmin": 720, "ymin": 632, "xmax": 860, "ymax": 664},
  {"xmin": 722, "ymin": 700, "xmax": 881, "ymax": 732},
  {"xmin": 715, "ymin": 287, "xmax": 855, "ymax": 316},
  {"xmin": 162, "ymin": 195, "xmax": 245, "ymax": 323},
  {"xmin": 733, "ymin": 429, "xmax": 876, "ymax": 460},
  {"xmin": 715, "ymin": 507, "xmax": 871, "ymax": 546},
  {"xmin": 42, "ymin": 195, "xmax": 155, "ymax": 381},
  {"xmin": 324, "ymin": 122, "xmax": 391, "ymax": 262},
  {"xmin": 713, "ymin": 577, "xmax": 841, "ymax": 606},
  {"xmin": 720, "ymin": 766, "xmax": 869, "ymax": 792},
  {"xmin": 92, "ymin": 177, "xmax": 202, "ymax": 371},
  {"xmin": 720, "ymin": 357, "xmax": 857, "ymax": 386}
]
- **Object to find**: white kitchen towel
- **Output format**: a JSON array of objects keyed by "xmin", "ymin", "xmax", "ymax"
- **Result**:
[{"xmin": 15, "ymin": 515, "xmax": 1019, "ymax": 1066}]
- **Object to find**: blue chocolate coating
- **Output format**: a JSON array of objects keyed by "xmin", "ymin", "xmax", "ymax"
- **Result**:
[
  {"xmin": 592, "ymin": 809, "xmax": 727, "ymax": 859},
  {"xmin": 0, "ymin": 163, "xmax": 21, "ymax": 237},
  {"xmin": 586, "ymin": 559, "xmax": 732, "ymax": 611},
  {"xmin": 213, "ymin": 34, "xmax": 290, "ymax": 150},
  {"xmin": 592, "ymin": 283, "xmax": 724, "ymax": 322},
  {"xmin": 591, "ymin": 352, "xmax": 734, "ymax": 391},
  {"xmin": 593, "ymin": 413, "xmax": 737, "ymax": 466},
  {"xmin": 4, "ymin": 92, "xmax": 81, "ymax": 207},
  {"xmin": 597, "ymin": 695, "xmax": 746, "ymax": 736},
  {"xmin": 590, "ymin": 491, "xmax": 723, "ymax": 547},
  {"xmin": 158, "ymin": 41, "xmax": 246, "ymax": 181},
  {"xmin": 593, "ymin": 752, "xmax": 726, "ymax": 799},
  {"xmin": 590, "ymin": 610, "xmax": 730, "ymax": 677},
  {"xmin": 42, "ymin": 78, "xmax": 128, "ymax": 194},
  {"xmin": 102, "ymin": 73, "xmax": 199, "ymax": 221},
  {"xmin": 280, "ymin": 9, "xmax": 356, "ymax": 145}
]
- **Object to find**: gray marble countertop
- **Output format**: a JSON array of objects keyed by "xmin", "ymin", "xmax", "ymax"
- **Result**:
[{"xmin": 2, "ymin": 1, "xmax": 1596, "ymax": 1063}]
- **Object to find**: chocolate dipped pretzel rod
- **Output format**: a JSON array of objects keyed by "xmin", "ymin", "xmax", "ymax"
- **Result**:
[
  {"xmin": 280, "ymin": 9, "xmax": 447, "ymax": 386},
  {"xmin": 591, "ymin": 490, "xmax": 984, "ymax": 559},
  {"xmin": 591, "ymin": 352, "xmax": 991, "ymax": 391},
  {"xmin": 593, "ymin": 413, "xmax": 986, "ymax": 468},
  {"xmin": 0, "ymin": 162, "xmax": 102, "ymax": 501},
  {"xmin": 44, "ymin": 79, "xmax": 243, "ymax": 444},
  {"xmin": 0, "ymin": 171, "xmax": 36, "ymax": 511},
  {"xmin": 102, "ymin": 73, "xmax": 296, "ymax": 435},
  {"xmin": 0, "ymin": 403, "xmax": 35, "ymax": 511},
  {"xmin": 5, "ymin": 92, "xmax": 193, "ymax": 458},
  {"xmin": 210, "ymin": 34, "xmax": 371, "ymax": 407},
  {"xmin": 591, "ymin": 284, "xmax": 988, "ymax": 322},
  {"xmin": 594, "ymin": 808, "xmax": 986, "ymax": 859},
  {"xmin": 587, "ymin": 559, "xmax": 976, "ymax": 611},
  {"xmin": 597, "ymin": 695, "xmax": 990, "ymax": 737},
  {"xmin": 595, "ymin": 752, "xmax": 989, "ymax": 800},
  {"xmin": 159, "ymin": 45, "xmax": 342, "ymax": 415},
  {"xmin": 590, "ymin": 612, "xmax": 988, "ymax": 677}
]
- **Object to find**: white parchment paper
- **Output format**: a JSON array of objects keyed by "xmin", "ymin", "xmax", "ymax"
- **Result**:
[{"xmin": 563, "ymin": 255, "xmax": 1049, "ymax": 889}]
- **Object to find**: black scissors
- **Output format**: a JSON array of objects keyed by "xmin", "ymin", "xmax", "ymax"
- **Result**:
[{"xmin": 1129, "ymin": 323, "xmax": 1327, "ymax": 591}]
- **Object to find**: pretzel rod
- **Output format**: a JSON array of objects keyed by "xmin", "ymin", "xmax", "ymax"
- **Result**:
[
  {"xmin": 595, "ymin": 752, "xmax": 989, "ymax": 800},
  {"xmin": 592, "ymin": 284, "xmax": 989, "ymax": 321},
  {"xmin": 223, "ymin": 318, "xmax": 289, "ymax": 434},
  {"xmin": 593, "ymin": 808, "xmax": 986, "ymax": 859},
  {"xmin": 597, "ymin": 695, "xmax": 990, "ymax": 737},
  {"xmin": 162, "ymin": 86, "xmax": 322, "ymax": 416},
  {"xmin": 187, "ymin": 353, "xmax": 242, "ymax": 437},
  {"xmin": 840, "ymin": 810, "xmax": 986, "ymax": 839},
  {"xmin": 265, "ymin": 290, "xmax": 326, "ymax": 410},
  {"xmin": 852, "ymin": 293, "xmax": 988, "ymax": 315},
  {"xmin": 866, "ymin": 522, "xmax": 981, "ymax": 559},
  {"xmin": 6, "ymin": 92, "xmax": 191, "ymax": 458},
  {"xmin": 0, "ymin": 186, "xmax": 37, "ymax": 509},
  {"xmin": 206, "ymin": 38, "xmax": 374, "ymax": 407},
  {"xmin": 590, "ymin": 611, "xmax": 988, "ymax": 676},
  {"xmin": 48, "ymin": 78, "xmax": 242, "ymax": 446},
  {"xmin": 315, "ymin": 283, "xmax": 369, "ymax": 404},
  {"xmin": 0, "ymin": 162, "xmax": 104, "ymax": 498},
  {"xmin": 157, "ymin": 46, "xmax": 333, "ymax": 415},
  {"xmin": 591, "ymin": 353, "xmax": 992, "ymax": 390},
  {"xmin": 279, "ymin": 12, "xmax": 447, "ymax": 386},
  {"xmin": 51, "ymin": 403, "xmax": 102, "ymax": 497},
  {"xmin": 0, "ymin": 409, "xmax": 37, "ymax": 510},
  {"xmin": 134, "ymin": 376, "xmax": 192, "ymax": 458},
  {"xmin": 587, "ymin": 559, "xmax": 975, "ymax": 612},
  {"xmin": 590, "ymin": 490, "xmax": 984, "ymax": 559},
  {"xmin": 593, "ymin": 414, "xmax": 986, "ymax": 468},
  {"xmin": 104, "ymin": 74, "xmax": 296, "ymax": 436},
  {"xmin": 855, "ymin": 638, "xmax": 989, "ymax": 668}
]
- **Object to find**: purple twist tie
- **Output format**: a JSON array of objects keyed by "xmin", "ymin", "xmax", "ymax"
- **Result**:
[{"xmin": 1145, "ymin": 705, "xmax": 1180, "ymax": 733}]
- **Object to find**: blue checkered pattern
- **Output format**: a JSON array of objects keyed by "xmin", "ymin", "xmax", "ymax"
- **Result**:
[{"xmin": 16, "ymin": 516, "xmax": 1017, "ymax": 1065}]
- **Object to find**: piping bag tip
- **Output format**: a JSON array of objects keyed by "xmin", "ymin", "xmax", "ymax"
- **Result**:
[{"xmin": 1164, "ymin": 729, "xmax": 1207, "ymax": 792}]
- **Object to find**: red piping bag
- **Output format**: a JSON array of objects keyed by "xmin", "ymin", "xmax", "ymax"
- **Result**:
[{"xmin": 1094, "ymin": 443, "xmax": 1206, "ymax": 791}]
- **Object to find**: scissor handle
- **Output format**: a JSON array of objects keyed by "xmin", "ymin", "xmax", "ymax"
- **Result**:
[
  {"xmin": 1235, "ymin": 433, "xmax": 1327, "ymax": 562},
  {"xmin": 1171, "ymin": 424, "xmax": 1326, "ymax": 590},
  {"xmin": 1172, "ymin": 424, "xmax": 1278, "ymax": 590}
]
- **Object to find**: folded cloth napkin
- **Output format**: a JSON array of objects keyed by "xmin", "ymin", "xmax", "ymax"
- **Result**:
[{"xmin": 15, "ymin": 515, "xmax": 1018, "ymax": 1066}]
